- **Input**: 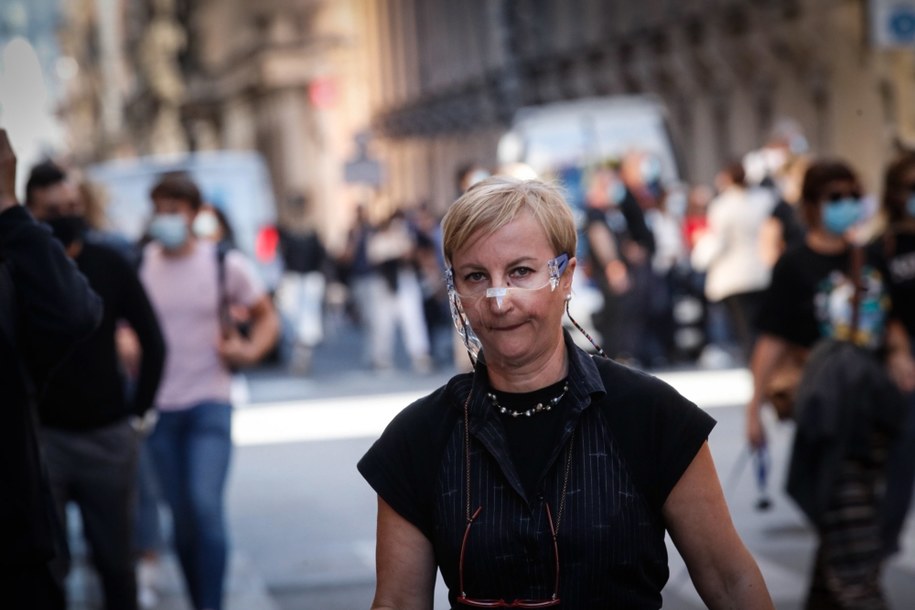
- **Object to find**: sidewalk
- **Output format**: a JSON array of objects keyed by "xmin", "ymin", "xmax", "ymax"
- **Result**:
[{"xmin": 65, "ymin": 505, "xmax": 278, "ymax": 610}]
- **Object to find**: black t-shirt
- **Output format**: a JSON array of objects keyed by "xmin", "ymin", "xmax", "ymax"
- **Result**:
[
  {"xmin": 770, "ymin": 199, "xmax": 806, "ymax": 252},
  {"xmin": 39, "ymin": 242, "xmax": 165, "ymax": 430},
  {"xmin": 491, "ymin": 378, "xmax": 570, "ymax": 499},
  {"xmin": 756, "ymin": 242, "xmax": 891, "ymax": 349},
  {"xmin": 872, "ymin": 230, "xmax": 915, "ymax": 338},
  {"xmin": 358, "ymin": 337, "xmax": 715, "ymax": 608}
]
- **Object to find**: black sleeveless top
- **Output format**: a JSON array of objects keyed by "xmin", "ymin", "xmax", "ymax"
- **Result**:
[{"xmin": 358, "ymin": 335, "xmax": 715, "ymax": 609}]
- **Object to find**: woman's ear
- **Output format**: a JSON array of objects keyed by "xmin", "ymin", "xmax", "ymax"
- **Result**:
[{"xmin": 564, "ymin": 256, "xmax": 577, "ymax": 291}]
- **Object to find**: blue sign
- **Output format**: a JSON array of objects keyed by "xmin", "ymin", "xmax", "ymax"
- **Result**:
[{"xmin": 889, "ymin": 7, "xmax": 915, "ymax": 43}]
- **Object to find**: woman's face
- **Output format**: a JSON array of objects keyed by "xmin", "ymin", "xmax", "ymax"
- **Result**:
[
  {"xmin": 450, "ymin": 210, "xmax": 575, "ymax": 370},
  {"xmin": 813, "ymin": 178, "xmax": 861, "ymax": 233}
]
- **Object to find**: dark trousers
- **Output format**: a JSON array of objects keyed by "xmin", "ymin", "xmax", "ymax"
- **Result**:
[
  {"xmin": 42, "ymin": 419, "xmax": 140, "ymax": 610},
  {"xmin": 1, "ymin": 562, "xmax": 65, "ymax": 610},
  {"xmin": 722, "ymin": 290, "xmax": 765, "ymax": 363},
  {"xmin": 881, "ymin": 346, "xmax": 915, "ymax": 556},
  {"xmin": 806, "ymin": 453, "xmax": 888, "ymax": 610}
]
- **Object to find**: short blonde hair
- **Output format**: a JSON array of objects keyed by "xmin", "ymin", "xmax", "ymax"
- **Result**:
[{"xmin": 441, "ymin": 176, "xmax": 577, "ymax": 264}]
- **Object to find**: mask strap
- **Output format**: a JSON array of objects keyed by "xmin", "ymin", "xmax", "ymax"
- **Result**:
[
  {"xmin": 446, "ymin": 267, "xmax": 482, "ymax": 366},
  {"xmin": 564, "ymin": 299, "xmax": 608, "ymax": 359}
]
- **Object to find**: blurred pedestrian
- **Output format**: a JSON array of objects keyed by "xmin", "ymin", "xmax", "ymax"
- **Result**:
[
  {"xmin": 582, "ymin": 166, "xmax": 630, "ymax": 355},
  {"xmin": 139, "ymin": 172, "xmax": 280, "ymax": 610},
  {"xmin": 745, "ymin": 120, "xmax": 809, "ymax": 268},
  {"xmin": 365, "ymin": 209, "xmax": 433, "ymax": 373},
  {"xmin": 692, "ymin": 160, "xmax": 776, "ymax": 363},
  {"xmin": 874, "ymin": 150, "xmax": 915, "ymax": 557},
  {"xmin": 0, "ymin": 128, "xmax": 102, "ymax": 609},
  {"xmin": 645, "ymin": 187, "xmax": 687, "ymax": 366},
  {"xmin": 25, "ymin": 160, "xmax": 166, "ymax": 610},
  {"xmin": 614, "ymin": 150, "xmax": 661, "ymax": 366},
  {"xmin": 339, "ymin": 204, "xmax": 376, "ymax": 357},
  {"xmin": 412, "ymin": 202, "xmax": 453, "ymax": 368},
  {"xmin": 746, "ymin": 159, "xmax": 909, "ymax": 608},
  {"xmin": 276, "ymin": 194, "xmax": 328, "ymax": 374},
  {"xmin": 358, "ymin": 176, "xmax": 774, "ymax": 608}
]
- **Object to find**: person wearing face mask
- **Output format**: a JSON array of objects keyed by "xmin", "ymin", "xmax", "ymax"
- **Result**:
[
  {"xmin": 24, "ymin": 160, "xmax": 166, "ymax": 610},
  {"xmin": 873, "ymin": 151, "xmax": 915, "ymax": 559},
  {"xmin": 138, "ymin": 172, "xmax": 279, "ymax": 610},
  {"xmin": 745, "ymin": 159, "xmax": 912, "ymax": 608}
]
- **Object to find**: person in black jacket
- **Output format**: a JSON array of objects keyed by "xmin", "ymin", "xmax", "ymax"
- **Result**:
[
  {"xmin": 25, "ymin": 160, "xmax": 166, "ymax": 609},
  {"xmin": 0, "ymin": 128, "xmax": 102, "ymax": 608}
]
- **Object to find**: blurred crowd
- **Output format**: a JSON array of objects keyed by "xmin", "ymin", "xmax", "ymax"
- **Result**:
[{"xmin": 5, "ymin": 110, "xmax": 915, "ymax": 609}]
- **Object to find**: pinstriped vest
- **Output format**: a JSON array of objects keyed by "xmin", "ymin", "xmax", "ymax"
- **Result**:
[{"xmin": 431, "ymin": 360, "xmax": 669, "ymax": 609}]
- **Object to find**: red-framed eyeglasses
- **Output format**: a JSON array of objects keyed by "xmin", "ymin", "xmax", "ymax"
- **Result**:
[{"xmin": 455, "ymin": 503, "xmax": 561, "ymax": 608}]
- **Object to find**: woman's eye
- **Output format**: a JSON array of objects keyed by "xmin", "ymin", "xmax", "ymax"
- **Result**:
[
  {"xmin": 511, "ymin": 267, "xmax": 535, "ymax": 278},
  {"xmin": 464, "ymin": 272, "xmax": 487, "ymax": 283}
]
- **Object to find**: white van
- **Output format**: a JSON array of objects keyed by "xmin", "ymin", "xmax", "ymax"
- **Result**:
[
  {"xmin": 497, "ymin": 94, "xmax": 682, "ymax": 184},
  {"xmin": 85, "ymin": 150, "xmax": 282, "ymax": 289}
]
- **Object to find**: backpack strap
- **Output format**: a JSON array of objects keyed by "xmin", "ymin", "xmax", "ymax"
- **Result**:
[
  {"xmin": 849, "ymin": 245, "xmax": 864, "ymax": 338},
  {"xmin": 216, "ymin": 241, "xmax": 233, "ymax": 338}
]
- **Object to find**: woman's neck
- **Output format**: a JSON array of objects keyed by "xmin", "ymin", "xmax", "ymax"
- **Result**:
[
  {"xmin": 806, "ymin": 227, "xmax": 848, "ymax": 254},
  {"xmin": 486, "ymin": 340, "xmax": 569, "ymax": 393},
  {"xmin": 161, "ymin": 236, "xmax": 198, "ymax": 258}
]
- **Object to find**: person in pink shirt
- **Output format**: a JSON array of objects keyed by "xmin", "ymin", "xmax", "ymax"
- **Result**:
[{"xmin": 139, "ymin": 173, "xmax": 279, "ymax": 610}]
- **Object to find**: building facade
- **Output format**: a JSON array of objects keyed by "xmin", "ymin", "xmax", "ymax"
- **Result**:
[
  {"xmin": 363, "ymin": 0, "xmax": 915, "ymax": 210},
  {"xmin": 55, "ymin": 0, "xmax": 915, "ymax": 242}
]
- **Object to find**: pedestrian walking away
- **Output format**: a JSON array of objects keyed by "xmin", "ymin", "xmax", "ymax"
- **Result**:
[{"xmin": 359, "ymin": 176, "xmax": 774, "ymax": 609}]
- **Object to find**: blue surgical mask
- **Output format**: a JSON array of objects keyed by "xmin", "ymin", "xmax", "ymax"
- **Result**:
[
  {"xmin": 821, "ymin": 198, "xmax": 862, "ymax": 235},
  {"xmin": 906, "ymin": 195, "xmax": 915, "ymax": 219},
  {"xmin": 608, "ymin": 181, "xmax": 626, "ymax": 205},
  {"xmin": 148, "ymin": 213, "xmax": 189, "ymax": 250}
]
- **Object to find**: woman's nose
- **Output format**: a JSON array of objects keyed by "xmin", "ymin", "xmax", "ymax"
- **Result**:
[{"xmin": 485, "ymin": 287, "xmax": 511, "ymax": 310}]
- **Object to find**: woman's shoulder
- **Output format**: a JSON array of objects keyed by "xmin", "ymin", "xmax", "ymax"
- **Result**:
[
  {"xmin": 591, "ymin": 356, "xmax": 688, "ymax": 405},
  {"xmin": 379, "ymin": 375, "xmax": 467, "ymax": 440}
]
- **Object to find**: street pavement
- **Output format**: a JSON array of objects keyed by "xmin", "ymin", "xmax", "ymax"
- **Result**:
[{"xmin": 67, "ymin": 323, "xmax": 915, "ymax": 609}]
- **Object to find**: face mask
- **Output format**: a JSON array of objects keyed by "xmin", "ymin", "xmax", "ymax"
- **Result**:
[
  {"xmin": 821, "ymin": 198, "xmax": 862, "ymax": 235},
  {"xmin": 46, "ymin": 215, "xmax": 87, "ymax": 248},
  {"xmin": 148, "ymin": 213, "xmax": 189, "ymax": 250},
  {"xmin": 608, "ymin": 181, "xmax": 626, "ymax": 205},
  {"xmin": 906, "ymin": 195, "xmax": 915, "ymax": 219},
  {"xmin": 193, "ymin": 211, "xmax": 220, "ymax": 239}
]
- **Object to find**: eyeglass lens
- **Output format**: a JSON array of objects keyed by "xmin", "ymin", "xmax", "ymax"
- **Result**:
[{"xmin": 456, "ymin": 505, "xmax": 560, "ymax": 608}]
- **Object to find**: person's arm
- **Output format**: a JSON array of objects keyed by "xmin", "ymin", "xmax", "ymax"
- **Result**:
[
  {"xmin": 663, "ymin": 443, "xmax": 774, "ymax": 609},
  {"xmin": 758, "ymin": 217, "xmax": 784, "ymax": 268},
  {"xmin": 0, "ymin": 129, "xmax": 101, "ymax": 368},
  {"xmin": 885, "ymin": 319, "xmax": 915, "ymax": 393},
  {"xmin": 370, "ymin": 496, "xmax": 436, "ymax": 610},
  {"xmin": 218, "ymin": 294, "xmax": 280, "ymax": 368},
  {"xmin": 217, "ymin": 251, "xmax": 281, "ymax": 368},
  {"xmin": 587, "ymin": 220, "xmax": 629, "ymax": 294},
  {"xmin": 745, "ymin": 333, "xmax": 790, "ymax": 448},
  {"xmin": 119, "ymin": 259, "xmax": 166, "ymax": 416}
]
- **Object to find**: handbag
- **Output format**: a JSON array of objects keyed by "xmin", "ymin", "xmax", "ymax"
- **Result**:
[
  {"xmin": 763, "ymin": 245, "xmax": 864, "ymax": 420},
  {"xmin": 764, "ymin": 344, "xmax": 810, "ymax": 420}
]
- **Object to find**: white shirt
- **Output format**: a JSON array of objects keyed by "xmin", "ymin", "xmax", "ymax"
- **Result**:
[{"xmin": 691, "ymin": 186, "xmax": 776, "ymax": 302}]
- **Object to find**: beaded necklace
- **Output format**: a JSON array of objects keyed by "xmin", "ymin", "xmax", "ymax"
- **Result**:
[{"xmin": 487, "ymin": 380, "xmax": 570, "ymax": 418}]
